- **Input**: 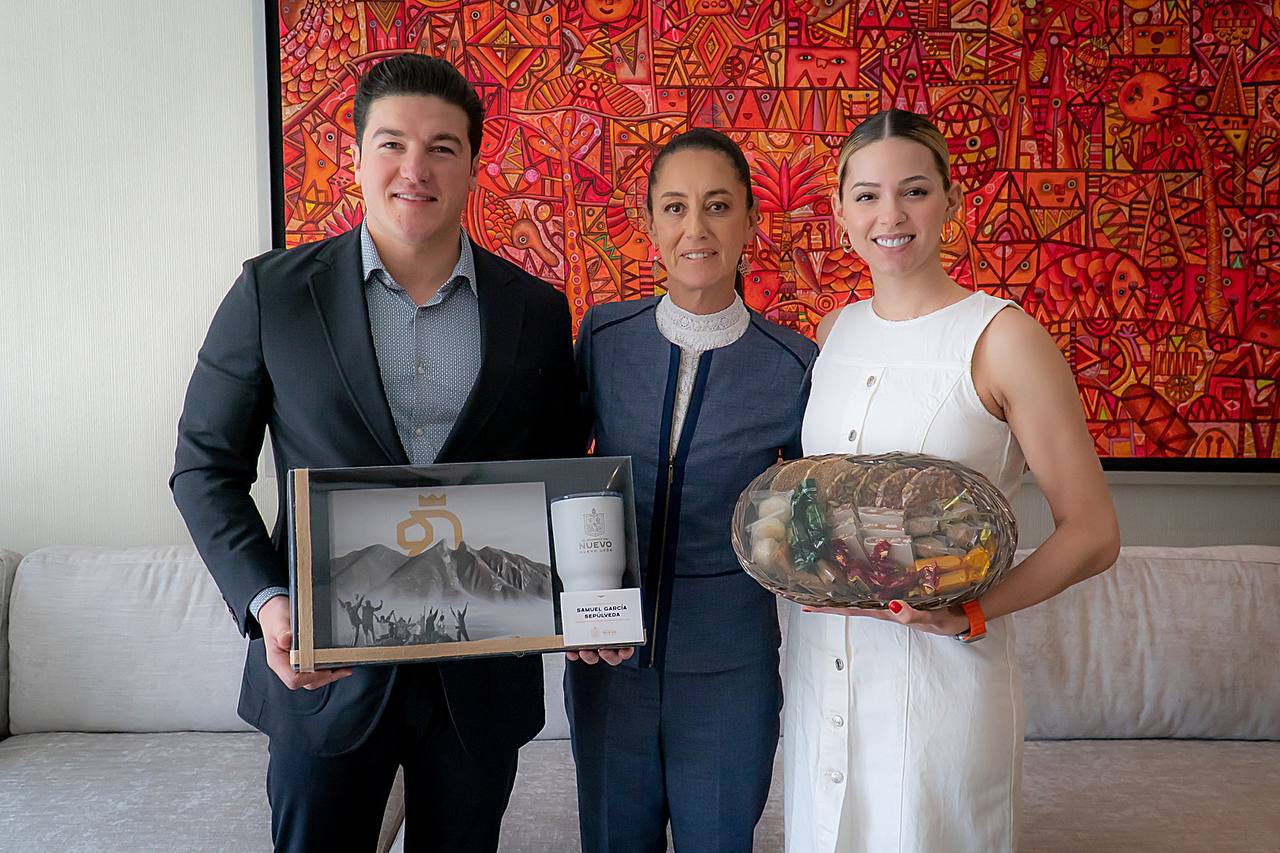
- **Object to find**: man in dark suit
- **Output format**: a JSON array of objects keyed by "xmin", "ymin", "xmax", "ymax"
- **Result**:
[{"xmin": 171, "ymin": 55, "xmax": 580, "ymax": 852}]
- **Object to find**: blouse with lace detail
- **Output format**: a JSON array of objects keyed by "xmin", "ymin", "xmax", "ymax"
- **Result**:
[{"xmin": 654, "ymin": 293, "xmax": 750, "ymax": 453}]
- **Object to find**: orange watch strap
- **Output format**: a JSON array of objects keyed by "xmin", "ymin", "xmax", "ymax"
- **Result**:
[{"xmin": 961, "ymin": 599, "xmax": 986, "ymax": 639}]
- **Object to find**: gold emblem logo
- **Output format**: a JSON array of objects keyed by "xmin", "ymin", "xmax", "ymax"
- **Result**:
[{"xmin": 396, "ymin": 494, "xmax": 464, "ymax": 556}]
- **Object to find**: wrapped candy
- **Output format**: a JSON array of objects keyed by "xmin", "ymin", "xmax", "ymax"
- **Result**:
[
  {"xmin": 752, "ymin": 491, "xmax": 793, "ymax": 523},
  {"xmin": 788, "ymin": 479, "xmax": 829, "ymax": 575},
  {"xmin": 904, "ymin": 515, "xmax": 940, "ymax": 536},
  {"xmin": 732, "ymin": 452, "xmax": 1018, "ymax": 610},
  {"xmin": 749, "ymin": 515, "xmax": 788, "ymax": 544},
  {"xmin": 857, "ymin": 507, "xmax": 904, "ymax": 527},
  {"xmin": 751, "ymin": 536, "xmax": 781, "ymax": 566}
]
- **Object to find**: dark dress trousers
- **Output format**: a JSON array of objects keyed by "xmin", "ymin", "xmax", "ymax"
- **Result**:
[{"xmin": 171, "ymin": 227, "xmax": 580, "ymax": 851}]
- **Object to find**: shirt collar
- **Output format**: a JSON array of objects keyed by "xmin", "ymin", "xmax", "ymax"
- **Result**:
[
  {"xmin": 360, "ymin": 222, "xmax": 478, "ymax": 298},
  {"xmin": 655, "ymin": 293, "xmax": 751, "ymax": 353}
]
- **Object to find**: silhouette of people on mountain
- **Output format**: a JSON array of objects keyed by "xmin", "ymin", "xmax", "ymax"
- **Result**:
[
  {"xmin": 357, "ymin": 596, "xmax": 383, "ymax": 646},
  {"xmin": 342, "ymin": 591, "xmax": 484, "ymax": 647},
  {"xmin": 338, "ymin": 596, "xmax": 362, "ymax": 644},
  {"xmin": 452, "ymin": 603, "xmax": 470, "ymax": 642}
]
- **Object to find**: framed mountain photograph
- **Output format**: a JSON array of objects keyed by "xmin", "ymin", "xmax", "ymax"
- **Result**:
[{"xmin": 288, "ymin": 457, "xmax": 644, "ymax": 671}]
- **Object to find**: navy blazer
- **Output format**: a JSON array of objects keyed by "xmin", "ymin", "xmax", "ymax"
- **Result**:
[
  {"xmin": 171, "ymin": 227, "xmax": 581, "ymax": 757},
  {"xmin": 577, "ymin": 298, "xmax": 816, "ymax": 673}
]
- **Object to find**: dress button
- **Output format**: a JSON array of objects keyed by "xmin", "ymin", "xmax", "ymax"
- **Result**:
[
  {"xmin": 847, "ymin": 429, "xmax": 858, "ymax": 442},
  {"xmin": 414, "ymin": 427, "xmax": 424, "ymax": 437},
  {"xmin": 827, "ymin": 770, "xmax": 845, "ymax": 784},
  {"xmin": 834, "ymin": 658, "xmax": 845, "ymax": 671},
  {"xmin": 830, "ymin": 714, "xmax": 845, "ymax": 728},
  {"xmin": 866, "ymin": 375, "xmax": 876, "ymax": 387}
]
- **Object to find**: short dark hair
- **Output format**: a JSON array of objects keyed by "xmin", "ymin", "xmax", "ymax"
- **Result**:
[
  {"xmin": 353, "ymin": 54, "xmax": 484, "ymax": 157},
  {"xmin": 646, "ymin": 128, "xmax": 755, "ymax": 212}
]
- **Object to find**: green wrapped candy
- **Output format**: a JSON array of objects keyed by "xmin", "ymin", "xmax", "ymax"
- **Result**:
[{"xmin": 788, "ymin": 479, "xmax": 829, "ymax": 574}]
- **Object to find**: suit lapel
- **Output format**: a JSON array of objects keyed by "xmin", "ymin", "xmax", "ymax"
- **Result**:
[
  {"xmin": 437, "ymin": 245, "xmax": 526, "ymax": 461},
  {"xmin": 306, "ymin": 229, "xmax": 409, "ymax": 465}
]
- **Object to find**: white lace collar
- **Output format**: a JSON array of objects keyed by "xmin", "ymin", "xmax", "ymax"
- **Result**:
[{"xmin": 655, "ymin": 293, "xmax": 750, "ymax": 352}]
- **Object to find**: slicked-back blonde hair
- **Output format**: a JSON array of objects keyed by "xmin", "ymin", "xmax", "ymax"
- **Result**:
[{"xmin": 836, "ymin": 109, "xmax": 952, "ymax": 197}]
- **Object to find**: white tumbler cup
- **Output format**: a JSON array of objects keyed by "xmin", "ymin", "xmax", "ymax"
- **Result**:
[{"xmin": 550, "ymin": 491, "xmax": 626, "ymax": 592}]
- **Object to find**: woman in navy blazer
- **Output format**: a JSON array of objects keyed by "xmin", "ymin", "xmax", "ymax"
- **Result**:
[{"xmin": 567, "ymin": 129, "xmax": 817, "ymax": 852}]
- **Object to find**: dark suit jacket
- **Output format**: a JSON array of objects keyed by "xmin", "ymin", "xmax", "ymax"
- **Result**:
[{"xmin": 171, "ymin": 227, "xmax": 581, "ymax": 757}]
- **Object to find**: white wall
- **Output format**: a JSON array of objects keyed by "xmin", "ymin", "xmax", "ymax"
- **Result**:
[
  {"xmin": 0, "ymin": 2, "xmax": 1275, "ymax": 558},
  {"xmin": 0, "ymin": 1, "xmax": 277, "ymax": 554}
]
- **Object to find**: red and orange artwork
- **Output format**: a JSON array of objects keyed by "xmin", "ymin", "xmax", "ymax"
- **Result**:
[{"xmin": 276, "ymin": 0, "xmax": 1280, "ymax": 463}]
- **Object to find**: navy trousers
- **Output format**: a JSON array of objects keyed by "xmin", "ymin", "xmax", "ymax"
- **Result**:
[
  {"xmin": 266, "ymin": 666, "xmax": 518, "ymax": 853},
  {"xmin": 565, "ymin": 657, "xmax": 781, "ymax": 853}
]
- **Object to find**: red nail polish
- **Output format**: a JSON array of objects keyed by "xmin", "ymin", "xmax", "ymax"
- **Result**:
[{"xmin": 888, "ymin": 601, "xmax": 903, "ymax": 614}]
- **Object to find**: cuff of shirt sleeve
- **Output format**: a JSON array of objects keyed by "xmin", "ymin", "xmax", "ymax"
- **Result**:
[{"xmin": 249, "ymin": 586, "xmax": 290, "ymax": 623}]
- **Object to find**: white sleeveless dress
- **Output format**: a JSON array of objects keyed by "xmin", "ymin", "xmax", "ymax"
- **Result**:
[{"xmin": 784, "ymin": 292, "xmax": 1027, "ymax": 853}]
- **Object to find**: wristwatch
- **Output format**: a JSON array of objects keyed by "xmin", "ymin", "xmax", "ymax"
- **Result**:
[{"xmin": 953, "ymin": 599, "xmax": 987, "ymax": 643}]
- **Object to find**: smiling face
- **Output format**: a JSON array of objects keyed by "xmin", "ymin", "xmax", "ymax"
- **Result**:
[
  {"xmin": 833, "ymin": 137, "xmax": 961, "ymax": 282},
  {"xmin": 644, "ymin": 147, "xmax": 758, "ymax": 306},
  {"xmin": 352, "ymin": 94, "xmax": 479, "ymax": 252},
  {"xmin": 584, "ymin": 0, "xmax": 636, "ymax": 23},
  {"xmin": 785, "ymin": 47, "xmax": 857, "ymax": 88}
]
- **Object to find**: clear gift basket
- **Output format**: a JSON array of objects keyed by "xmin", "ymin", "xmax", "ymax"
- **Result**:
[{"xmin": 732, "ymin": 452, "xmax": 1019, "ymax": 609}]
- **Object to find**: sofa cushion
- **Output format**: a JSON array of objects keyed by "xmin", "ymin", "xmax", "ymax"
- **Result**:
[
  {"xmin": 0, "ymin": 731, "xmax": 271, "ymax": 850},
  {"xmin": 0, "ymin": 731, "xmax": 406, "ymax": 852},
  {"xmin": 492, "ymin": 738, "xmax": 1280, "ymax": 853},
  {"xmin": 8, "ymin": 547, "xmax": 250, "ymax": 734},
  {"xmin": 1015, "ymin": 545, "xmax": 1280, "ymax": 739},
  {"xmin": 0, "ymin": 548, "xmax": 21, "ymax": 736},
  {"xmin": 391, "ymin": 739, "xmax": 786, "ymax": 853},
  {"xmin": 1019, "ymin": 739, "xmax": 1280, "ymax": 853},
  {"xmin": 542, "ymin": 547, "xmax": 1280, "ymax": 743}
]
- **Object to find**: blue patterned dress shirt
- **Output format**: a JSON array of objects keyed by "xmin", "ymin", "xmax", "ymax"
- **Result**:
[{"xmin": 249, "ymin": 224, "xmax": 483, "ymax": 622}]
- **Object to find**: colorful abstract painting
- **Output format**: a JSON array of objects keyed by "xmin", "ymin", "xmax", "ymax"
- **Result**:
[{"xmin": 273, "ymin": 0, "xmax": 1280, "ymax": 464}]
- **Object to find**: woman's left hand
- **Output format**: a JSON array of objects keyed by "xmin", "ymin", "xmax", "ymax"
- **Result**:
[{"xmin": 801, "ymin": 600, "xmax": 969, "ymax": 637}]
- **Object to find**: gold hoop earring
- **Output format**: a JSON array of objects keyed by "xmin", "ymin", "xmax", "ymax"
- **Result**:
[
  {"xmin": 941, "ymin": 220, "xmax": 959, "ymax": 243},
  {"xmin": 838, "ymin": 228, "xmax": 854, "ymax": 252}
]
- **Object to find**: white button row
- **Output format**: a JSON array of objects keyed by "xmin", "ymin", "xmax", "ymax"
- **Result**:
[{"xmin": 844, "ymin": 372, "xmax": 881, "ymax": 448}]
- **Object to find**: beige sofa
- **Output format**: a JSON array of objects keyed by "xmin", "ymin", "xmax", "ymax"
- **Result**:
[
  {"xmin": 0, "ymin": 547, "xmax": 398, "ymax": 852},
  {"xmin": 493, "ymin": 545, "xmax": 1280, "ymax": 852},
  {"xmin": 2, "ymin": 546, "xmax": 1277, "ymax": 852}
]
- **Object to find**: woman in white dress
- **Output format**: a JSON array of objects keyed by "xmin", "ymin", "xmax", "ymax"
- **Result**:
[{"xmin": 783, "ymin": 109, "xmax": 1121, "ymax": 853}]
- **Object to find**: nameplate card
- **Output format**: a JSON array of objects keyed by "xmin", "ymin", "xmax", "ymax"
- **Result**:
[{"xmin": 560, "ymin": 588, "xmax": 645, "ymax": 648}]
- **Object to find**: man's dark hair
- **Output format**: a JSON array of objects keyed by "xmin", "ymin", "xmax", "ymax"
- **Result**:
[
  {"xmin": 645, "ymin": 127, "xmax": 756, "ymax": 212},
  {"xmin": 353, "ymin": 54, "xmax": 485, "ymax": 157}
]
